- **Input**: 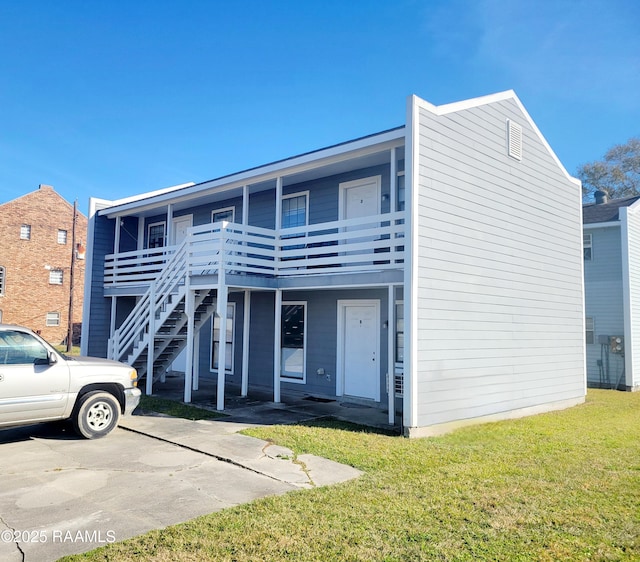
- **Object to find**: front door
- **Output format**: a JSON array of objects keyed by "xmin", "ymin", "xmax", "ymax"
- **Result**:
[
  {"xmin": 341, "ymin": 176, "xmax": 381, "ymax": 222},
  {"xmin": 339, "ymin": 301, "xmax": 380, "ymax": 401},
  {"xmin": 171, "ymin": 215, "xmax": 193, "ymax": 245}
]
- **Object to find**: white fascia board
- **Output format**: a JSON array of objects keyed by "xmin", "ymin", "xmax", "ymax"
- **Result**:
[
  {"xmin": 98, "ymin": 129, "xmax": 405, "ymax": 218},
  {"xmin": 583, "ymin": 221, "xmax": 621, "ymax": 230},
  {"xmin": 413, "ymin": 90, "xmax": 581, "ymax": 187}
]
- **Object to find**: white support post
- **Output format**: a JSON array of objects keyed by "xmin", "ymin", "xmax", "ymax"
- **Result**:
[
  {"xmin": 275, "ymin": 177, "xmax": 282, "ymax": 275},
  {"xmin": 146, "ymin": 285, "xmax": 155, "ymax": 396},
  {"xmin": 390, "ymin": 147, "xmax": 397, "ymax": 215},
  {"xmin": 216, "ymin": 285, "xmax": 228, "ymax": 411},
  {"xmin": 242, "ymin": 185, "xmax": 249, "ymax": 226},
  {"xmin": 192, "ymin": 332, "xmax": 200, "ymax": 392},
  {"xmin": 166, "ymin": 204, "xmax": 173, "ymax": 246},
  {"xmin": 387, "ymin": 284, "xmax": 395, "ymax": 425},
  {"xmin": 184, "ymin": 285, "xmax": 194, "ymax": 403},
  {"xmin": 241, "ymin": 289, "xmax": 251, "ymax": 396},
  {"xmin": 109, "ymin": 296, "xmax": 117, "ymax": 339},
  {"xmin": 113, "ymin": 217, "xmax": 121, "ymax": 285},
  {"xmin": 273, "ymin": 289, "xmax": 282, "ymax": 403}
]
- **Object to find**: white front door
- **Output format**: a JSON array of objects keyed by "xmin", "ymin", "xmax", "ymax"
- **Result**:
[
  {"xmin": 172, "ymin": 215, "xmax": 192, "ymax": 245},
  {"xmin": 340, "ymin": 176, "xmax": 381, "ymax": 222},
  {"xmin": 338, "ymin": 301, "xmax": 380, "ymax": 401},
  {"xmin": 171, "ymin": 215, "xmax": 193, "ymax": 373}
]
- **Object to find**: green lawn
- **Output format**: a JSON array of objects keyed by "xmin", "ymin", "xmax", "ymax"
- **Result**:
[{"xmin": 63, "ymin": 390, "xmax": 640, "ymax": 561}]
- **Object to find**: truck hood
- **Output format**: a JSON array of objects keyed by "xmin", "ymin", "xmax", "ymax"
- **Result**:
[{"xmin": 63, "ymin": 355, "xmax": 132, "ymax": 369}]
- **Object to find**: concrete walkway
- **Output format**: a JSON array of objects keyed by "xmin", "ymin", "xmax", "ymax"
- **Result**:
[{"xmin": 0, "ymin": 412, "xmax": 362, "ymax": 562}]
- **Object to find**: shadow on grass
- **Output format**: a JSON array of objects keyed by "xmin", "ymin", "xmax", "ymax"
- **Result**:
[{"xmin": 295, "ymin": 416, "xmax": 401, "ymax": 437}]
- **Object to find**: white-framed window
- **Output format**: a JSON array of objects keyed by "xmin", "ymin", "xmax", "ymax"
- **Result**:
[
  {"xmin": 0, "ymin": 265, "xmax": 5, "ymax": 296},
  {"xmin": 57, "ymin": 229, "xmax": 67, "ymax": 244},
  {"xmin": 281, "ymin": 302, "xmax": 306, "ymax": 382},
  {"xmin": 147, "ymin": 222, "xmax": 166, "ymax": 249},
  {"xmin": 397, "ymin": 172, "xmax": 405, "ymax": 212},
  {"xmin": 20, "ymin": 224, "xmax": 31, "ymax": 240},
  {"xmin": 46, "ymin": 312, "xmax": 61, "ymax": 326},
  {"xmin": 282, "ymin": 192, "xmax": 308, "ymax": 229},
  {"xmin": 49, "ymin": 269, "xmax": 63, "ymax": 285},
  {"xmin": 395, "ymin": 301, "xmax": 404, "ymax": 363},
  {"xmin": 212, "ymin": 207, "xmax": 235, "ymax": 224},
  {"xmin": 586, "ymin": 317, "xmax": 595, "ymax": 345},
  {"xmin": 211, "ymin": 303, "xmax": 235, "ymax": 374},
  {"xmin": 584, "ymin": 233, "xmax": 593, "ymax": 261}
]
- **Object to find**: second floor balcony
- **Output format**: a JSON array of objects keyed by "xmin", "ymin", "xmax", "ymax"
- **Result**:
[{"xmin": 104, "ymin": 211, "xmax": 406, "ymax": 293}]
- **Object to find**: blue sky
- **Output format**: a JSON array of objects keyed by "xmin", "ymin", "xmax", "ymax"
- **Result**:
[{"xmin": 0, "ymin": 0, "xmax": 638, "ymax": 215}]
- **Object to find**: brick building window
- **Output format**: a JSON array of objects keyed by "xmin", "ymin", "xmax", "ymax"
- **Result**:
[
  {"xmin": 0, "ymin": 266, "xmax": 4, "ymax": 296},
  {"xmin": 49, "ymin": 269, "xmax": 63, "ymax": 285},
  {"xmin": 46, "ymin": 312, "xmax": 60, "ymax": 326},
  {"xmin": 58, "ymin": 230, "xmax": 67, "ymax": 244},
  {"xmin": 20, "ymin": 224, "xmax": 31, "ymax": 240}
]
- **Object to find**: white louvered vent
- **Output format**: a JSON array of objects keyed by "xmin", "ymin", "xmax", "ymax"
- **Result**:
[{"xmin": 507, "ymin": 119, "xmax": 523, "ymax": 161}]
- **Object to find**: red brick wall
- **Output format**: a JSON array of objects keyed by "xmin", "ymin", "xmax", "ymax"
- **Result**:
[{"xmin": 0, "ymin": 185, "xmax": 88, "ymax": 346}]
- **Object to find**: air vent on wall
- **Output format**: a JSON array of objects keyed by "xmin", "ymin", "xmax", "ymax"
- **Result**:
[{"xmin": 507, "ymin": 119, "xmax": 522, "ymax": 161}]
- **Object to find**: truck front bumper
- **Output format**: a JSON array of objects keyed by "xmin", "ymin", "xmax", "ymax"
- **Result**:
[{"xmin": 124, "ymin": 387, "xmax": 142, "ymax": 416}]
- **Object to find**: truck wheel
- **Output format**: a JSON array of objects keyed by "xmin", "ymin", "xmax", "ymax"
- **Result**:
[{"xmin": 73, "ymin": 391, "xmax": 121, "ymax": 439}]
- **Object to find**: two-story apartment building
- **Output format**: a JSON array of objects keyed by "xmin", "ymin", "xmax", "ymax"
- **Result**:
[
  {"xmin": 82, "ymin": 91, "xmax": 586, "ymax": 436},
  {"xmin": 0, "ymin": 184, "xmax": 87, "ymax": 344},
  {"xmin": 583, "ymin": 191, "xmax": 640, "ymax": 390}
]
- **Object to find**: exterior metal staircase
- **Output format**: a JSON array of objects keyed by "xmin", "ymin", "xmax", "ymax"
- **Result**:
[{"xmin": 107, "ymin": 235, "xmax": 219, "ymax": 385}]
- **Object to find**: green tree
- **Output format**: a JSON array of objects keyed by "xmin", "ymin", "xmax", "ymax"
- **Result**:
[{"xmin": 578, "ymin": 137, "xmax": 640, "ymax": 200}]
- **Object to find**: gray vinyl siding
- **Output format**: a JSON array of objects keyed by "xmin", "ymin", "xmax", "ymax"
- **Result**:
[
  {"xmin": 583, "ymin": 226, "xmax": 624, "ymax": 385},
  {"xmin": 86, "ymin": 214, "xmax": 115, "ymax": 357},
  {"xmin": 625, "ymin": 209, "xmax": 640, "ymax": 387},
  {"xmin": 413, "ymin": 98, "xmax": 585, "ymax": 428}
]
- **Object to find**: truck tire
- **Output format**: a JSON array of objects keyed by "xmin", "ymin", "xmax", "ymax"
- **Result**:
[{"xmin": 72, "ymin": 391, "xmax": 121, "ymax": 439}]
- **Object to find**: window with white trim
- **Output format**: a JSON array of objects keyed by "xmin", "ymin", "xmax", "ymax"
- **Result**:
[
  {"xmin": 212, "ymin": 207, "xmax": 235, "ymax": 223},
  {"xmin": 20, "ymin": 224, "xmax": 31, "ymax": 240},
  {"xmin": 586, "ymin": 317, "xmax": 595, "ymax": 345},
  {"xmin": 49, "ymin": 269, "xmax": 63, "ymax": 285},
  {"xmin": 395, "ymin": 302, "xmax": 404, "ymax": 363},
  {"xmin": 584, "ymin": 233, "xmax": 593, "ymax": 261},
  {"xmin": 147, "ymin": 222, "xmax": 166, "ymax": 249},
  {"xmin": 46, "ymin": 312, "xmax": 61, "ymax": 326},
  {"xmin": 281, "ymin": 302, "xmax": 306, "ymax": 381},
  {"xmin": 282, "ymin": 193, "xmax": 308, "ymax": 229},
  {"xmin": 57, "ymin": 229, "xmax": 67, "ymax": 244},
  {"xmin": 211, "ymin": 303, "xmax": 235, "ymax": 373},
  {"xmin": 0, "ymin": 266, "xmax": 5, "ymax": 296}
]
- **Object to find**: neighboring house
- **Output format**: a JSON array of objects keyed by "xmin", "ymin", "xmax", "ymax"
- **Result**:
[
  {"xmin": 0, "ymin": 184, "xmax": 87, "ymax": 344},
  {"xmin": 82, "ymin": 91, "xmax": 586, "ymax": 437},
  {"xmin": 583, "ymin": 191, "xmax": 640, "ymax": 391}
]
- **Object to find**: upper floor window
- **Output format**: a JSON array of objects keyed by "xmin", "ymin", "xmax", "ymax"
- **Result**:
[
  {"xmin": 148, "ymin": 222, "xmax": 166, "ymax": 249},
  {"xmin": 0, "ymin": 265, "xmax": 5, "ymax": 296},
  {"xmin": 584, "ymin": 233, "xmax": 593, "ymax": 261},
  {"xmin": 49, "ymin": 269, "xmax": 63, "ymax": 285},
  {"xmin": 397, "ymin": 172, "xmax": 405, "ymax": 212},
  {"xmin": 282, "ymin": 193, "xmax": 308, "ymax": 229},
  {"xmin": 212, "ymin": 207, "xmax": 235, "ymax": 224},
  {"xmin": 20, "ymin": 224, "xmax": 31, "ymax": 240},
  {"xmin": 46, "ymin": 312, "xmax": 61, "ymax": 326},
  {"xmin": 57, "ymin": 229, "xmax": 67, "ymax": 244}
]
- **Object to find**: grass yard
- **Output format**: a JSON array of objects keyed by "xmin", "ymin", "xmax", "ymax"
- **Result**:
[{"xmin": 64, "ymin": 390, "xmax": 639, "ymax": 561}]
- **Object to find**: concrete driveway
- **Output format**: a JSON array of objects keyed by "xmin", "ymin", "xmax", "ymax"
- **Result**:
[{"xmin": 0, "ymin": 413, "xmax": 361, "ymax": 562}]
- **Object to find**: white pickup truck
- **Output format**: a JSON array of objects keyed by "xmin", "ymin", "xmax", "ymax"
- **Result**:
[{"xmin": 0, "ymin": 324, "xmax": 140, "ymax": 438}]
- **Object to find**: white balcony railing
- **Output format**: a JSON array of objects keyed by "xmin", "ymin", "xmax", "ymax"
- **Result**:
[{"xmin": 104, "ymin": 212, "xmax": 405, "ymax": 288}]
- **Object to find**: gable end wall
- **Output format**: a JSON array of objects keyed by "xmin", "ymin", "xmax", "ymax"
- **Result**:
[{"xmin": 413, "ymin": 97, "xmax": 585, "ymax": 429}]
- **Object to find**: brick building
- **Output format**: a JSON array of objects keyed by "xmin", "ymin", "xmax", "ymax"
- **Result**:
[{"xmin": 0, "ymin": 184, "xmax": 87, "ymax": 345}]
